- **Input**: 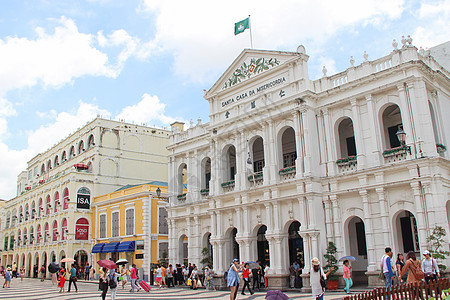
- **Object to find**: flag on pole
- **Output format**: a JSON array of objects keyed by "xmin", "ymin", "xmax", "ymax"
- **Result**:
[{"xmin": 234, "ymin": 17, "xmax": 250, "ymax": 35}]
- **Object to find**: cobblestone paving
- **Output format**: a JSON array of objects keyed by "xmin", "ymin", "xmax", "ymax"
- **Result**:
[{"xmin": 0, "ymin": 278, "xmax": 349, "ymax": 299}]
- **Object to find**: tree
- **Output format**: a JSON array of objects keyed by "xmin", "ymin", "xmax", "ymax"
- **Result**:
[
  {"xmin": 323, "ymin": 241, "xmax": 339, "ymax": 280},
  {"xmin": 200, "ymin": 247, "xmax": 213, "ymax": 268},
  {"xmin": 427, "ymin": 225, "xmax": 450, "ymax": 271},
  {"xmin": 158, "ymin": 251, "xmax": 168, "ymax": 268}
]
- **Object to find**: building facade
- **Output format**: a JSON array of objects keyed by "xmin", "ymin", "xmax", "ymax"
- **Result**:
[
  {"xmin": 91, "ymin": 182, "xmax": 169, "ymax": 281},
  {"xmin": 167, "ymin": 41, "xmax": 450, "ymax": 288},
  {"xmin": 1, "ymin": 118, "xmax": 170, "ymax": 277}
]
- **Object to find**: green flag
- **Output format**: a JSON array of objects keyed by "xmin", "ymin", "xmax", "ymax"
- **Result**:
[{"xmin": 234, "ymin": 18, "xmax": 249, "ymax": 35}]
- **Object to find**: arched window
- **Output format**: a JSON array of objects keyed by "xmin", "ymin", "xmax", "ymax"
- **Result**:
[
  {"xmin": 177, "ymin": 164, "xmax": 187, "ymax": 197},
  {"xmin": 25, "ymin": 203, "xmax": 29, "ymax": 221},
  {"xmin": 61, "ymin": 151, "xmax": 67, "ymax": 162},
  {"xmin": 31, "ymin": 201, "xmax": 36, "ymax": 219},
  {"xmin": 6, "ymin": 212, "xmax": 10, "ymax": 228},
  {"xmin": 18, "ymin": 206, "xmax": 23, "ymax": 223},
  {"xmin": 337, "ymin": 117, "xmax": 357, "ymax": 158},
  {"xmin": 201, "ymin": 157, "xmax": 211, "ymax": 191},
  {"xmin": 52, "ymin": 220, "xmax": 58, "ymax": 241},
  {"xmin": 41, "ymin": 163, "xmax": 45, "ymax": 175},
  {"xmin": 78, "ymin": 140, "xmax": 85, "ymax": 154},
  {"xmin": 44, "ymin": 222, "xmax": 49, "ymax": 242},
  {"xmin": 11, "ymin": 209, "xmax": 17, "ymax": 227},
  {"xmin": 69, "ymin": 145, "xmax": 75, "ymax": 158},
  {"xmin": 30, "ymin": 226, "xmax": 34, "ymax": 245},
  {"xmin": 54, "ymin": 155, "xmax": 59, "ymax": 167},
  {"xmin": 17, "ymin": 229, "xmax": 22, "ymax": 246},
  {"xmin": 280, "ymin": 127, "xmax": 297, "ymax": 168},
  {"xmin": 222, "ymin": 145, "xmax": 236, "ymax": 181},
  {"xmin": 251, "ymin": 136, "xmax": 265, "ymax": 173},
  {"xmin": 87, "ymin": 134, "xmax": 95, "ymax": 149},
  {"xmin": 381, "ymin": 104, "xmax": 403, "ymax": 150},
  {"xmin": 37, "ymin": 224, "xmax": 42, "ymax": 244},
  {"xmin": 46, "ymin": 195, "xmax": 51, "ymax": 215},
  {"xmin": 61, "ymin": 218, "xmax": 68, "ymax": 241},
  {"xmin": 76, "ymin": 187, "xmax": 91, "ymax": 209},
  {"xmin": 47, "ymin": 159, "xmax": 52, "ymax": 171},
  {"xmin": 23, "ymin": 227, "xmax": 27, "ymax": 245},
  {"xmin": 63, "ymin": 188, "xmax": 69, "ymax": 210},
  {"xmin": 54, "ymin": 192, "xmax": 60, "ymax": 213},
  {"xmin": 75, "ymin": 218, "xmax": 89, "ymax": 240},
  {"xmin": 38, "ymin": 198, "xmax": 43, "ymax": 217}
]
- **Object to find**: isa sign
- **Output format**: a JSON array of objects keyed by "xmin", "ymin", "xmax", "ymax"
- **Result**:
[{"xmin": 77, "ymin": 194, "xmax": 90, "ymax": 209}]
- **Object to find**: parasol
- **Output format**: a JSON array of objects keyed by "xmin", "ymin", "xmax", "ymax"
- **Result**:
[
  {"xmin": 245, "ymin": 261, "xmax": 260, "ymax": 269},
  {"xmin": 339, "ymin": 256, "xmax": 358, "ymax": 262},
  {"xmin": 97, "ymin": 259, "xmax": 118, "ymax": 270},
  {"xmin": 266, "ymin": 290, "xmax": 289, "ymax": 300},
  {"xmin": 60, "ymin": 257, "xmax": 75, "ymax": 263},
  {"xmin": 116, "ymin": 259, "xmax": 128, "ymax": 265}
]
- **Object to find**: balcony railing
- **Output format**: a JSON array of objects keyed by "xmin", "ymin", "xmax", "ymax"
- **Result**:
[
  {"xmin": 221, "ymin": 180, "xmax": 235, "ymax": 192},
  {"xmin": 200, "ymin": 189, "xmax": 209, "ymax": 196},
  {"xmin": 336, "ymin": 156, "xmax": 357, "ymax": 172},
  {"xmin": 177, "ymin": 193, "xmax": 187, "ymax": 202},
  {"xmin": 279, "ymin": 166, "xmax": 296, "ymax": 180},
  {"xmin": 248, "ymin": 172, "xmax": 263, "ymax": 186},
  {"xmin": 383, "ymin": 146, "xmax": 408, "ymax": 163}
]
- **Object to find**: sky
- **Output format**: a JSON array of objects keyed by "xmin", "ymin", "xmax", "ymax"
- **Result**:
[{"xmin": 0, "ymin": 0, "xmax": 449, "ymax": 200}]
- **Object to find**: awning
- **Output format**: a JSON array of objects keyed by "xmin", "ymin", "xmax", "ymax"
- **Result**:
[
  {"xmin": 118, "ymin": 241, "xmax": 135, "ymax": 252},
  {"xmin": 103, "ymin": 242, "xmax": 120, "ymax": 253},
  {"xmin": 91, "ymin": 243, "xmax": 105, "ymax": 253}
]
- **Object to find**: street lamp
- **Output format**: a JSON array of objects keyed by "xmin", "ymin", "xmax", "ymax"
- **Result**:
[
  {"xmin": 396, "ymin": 129, "xmax": 411, "ymax": 154},
  {"xmin": 156, "ymin": 187, "xmax": 161, "ymax": 199}
]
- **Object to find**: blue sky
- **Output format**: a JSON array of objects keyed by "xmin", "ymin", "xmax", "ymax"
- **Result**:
[{"xmin": 0, "ymin": 0, "xmax": 449, "ymax": 199}]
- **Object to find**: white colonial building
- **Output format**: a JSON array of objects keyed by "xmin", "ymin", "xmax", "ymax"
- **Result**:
[{"xmin": 167, "ymin": 40, "xmax": 450, "ymax": 288}]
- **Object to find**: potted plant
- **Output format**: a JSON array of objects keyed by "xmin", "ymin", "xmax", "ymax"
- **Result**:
[{"xmin": 323, "ymin": 241, "xmax": 339, "ymax": 290}]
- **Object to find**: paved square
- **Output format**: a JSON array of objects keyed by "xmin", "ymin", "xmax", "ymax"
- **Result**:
[{"xmin": 0, "ymin": 278, "xmax": 349, "ymax": 299}]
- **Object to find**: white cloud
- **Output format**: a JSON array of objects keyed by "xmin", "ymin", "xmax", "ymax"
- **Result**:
[
  {"xmin": 140, "ymin": 0, "xmax": 405, "ymax": 83},
  {"xmin": 413, "ymin": 0, "xmax": 450, "ymax": 48},
  {"xmin": 116, "ymin": 93, "xmax": 177, "ymax": 125}
]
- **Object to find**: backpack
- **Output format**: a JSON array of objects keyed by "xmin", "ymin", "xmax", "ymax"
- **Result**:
[{"xmin": 410, "ymin": 259, "xmax": 425, "ymax": 281}]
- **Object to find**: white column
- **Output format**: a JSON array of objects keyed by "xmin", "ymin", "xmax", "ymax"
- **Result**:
[
  {"xmin": 292, "ymin": 110, "xmax": 304, "ymax": 178},
  {"xmin": 300, "ymin": 108, "xmax": 312, "ymax": 176},
  {"xmin": 331, "ymin": 195, "xmax": 344, "ymax": 259},
  {"xmin": 266, "ymin": 120, "xmax": 278, "ymax": 184},
  {"xmin": 322, "ymin": 108, "xmax": 336, "ymax": 176},
  {"xmin": 365, "ymin": 95, "xmax": 382, "ymax": 165},
  {"xmin": 234, "ymin": 131, "xmax": 244, "ymax": 191},
  {"xmin": 350, "ymin": 98, "xmax": 366, "ymax": 168},
  {"xmin": 213, "ymin": 139, "xmax": 221, "ymax": 195},
  {"xmin": 261, "ymin": 123, "xmax": 270, "ymax": 185},
  {"xmin": 265, "ymin": 203, "xmax": 273, "ymax": 233},
  {"xmin": 209, "ymin": 140, "xmax": 216, "ymax": 195},
  {"xmin": 323, "ymin": 198, "xmax": 333, "ymax": 241},
  {"xmin": 376, "ymin": 187, "xmax": 391, "ymax": 245},
  {"xmin": 186, "ymin": 153, "xmax": 193, "ymax": 202},
  {"xmin": 359, "ymin": 190, "xmax": 376, "ymax": 271},
  {"xmin": 410, "ymin": 181, "xmax": 427, "ymax": 252},
  {"xmin": 396, "ymin": 86, "xmax": 415, "ymax": 150}
]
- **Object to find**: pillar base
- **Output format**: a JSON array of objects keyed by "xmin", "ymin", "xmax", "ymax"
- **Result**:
[
  {"xmin": 300, "ymin": 273, "xmax": 311, "ymax": 293},
  {"xmin": 267, "ymin": 274, "xmax": 290, "ymax": 290},
  {"xmin": 366, "ymin": 270, "xmax": 383, "ymax": 288}
]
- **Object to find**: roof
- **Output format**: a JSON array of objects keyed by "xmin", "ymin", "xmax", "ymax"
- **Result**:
[{"xmin": 114, "ymin": 181, "xmax": 169, "ymax": 192}]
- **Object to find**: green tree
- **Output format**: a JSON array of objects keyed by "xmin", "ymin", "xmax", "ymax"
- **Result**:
[
  {"xmin": 200, "ymin": 247, "xmax": 213, "ymax": 268},
  {"xmin": 427, "ymin": 225, "xmax": 450, "ymax": 271},
  {"xmin": 158, "ymin": 251, "xmax": 168, "ymax": 268},
  {"xmin": 323, "ymin": 241, "xmax": 339, "ymax": 280}
]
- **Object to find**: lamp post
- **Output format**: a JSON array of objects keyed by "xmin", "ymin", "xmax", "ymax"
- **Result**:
[
  {"xmin": 156, "ymin": 187, "xmax": 161, "ymax": 199},
  {"xmin": 396, "ymin": 129, "xmax": 411, "ymax": 154}
]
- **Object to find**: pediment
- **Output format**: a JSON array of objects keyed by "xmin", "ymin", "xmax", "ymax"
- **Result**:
[{"xmin": 206, "ymin": 48, "xmax": 300, "ymax": 97}]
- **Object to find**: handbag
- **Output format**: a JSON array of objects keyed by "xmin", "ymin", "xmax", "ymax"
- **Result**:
[
  {"xmin": 186, "ymin": 278, "xmax": 192, "ymax": 286},
  {"xmin": 320, "ymin": 268, "xmax": 327, "ymax": 290},
  {"xmin": 379, "ymin": 270, "xmax": 385, "ymax": 280}
]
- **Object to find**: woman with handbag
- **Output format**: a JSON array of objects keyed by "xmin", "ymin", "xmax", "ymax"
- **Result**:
[
  {"xmin": 401, "ymin": 251, "xmax": 424, "ymax": 299},
  {"xmin": 99, "ymin": 267, "xmax": 109, "ymax": 300},
  {"xmin": 310, "ymin": 257, "xmax": 335, "ymax": 300},
  {"xmin": 109, "ymin": 269, "xmax": 120, "ymax": 300},
  {"xmin": 204, "ymin": 266, "xmax": 216, "ymax": 291},
  {"xmin": 227, "ymin": 259, "xmax": 243, "ymax": 300}
]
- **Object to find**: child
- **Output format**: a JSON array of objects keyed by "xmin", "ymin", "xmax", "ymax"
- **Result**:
[{"xmin": 58, "ymin": 267, "xmax": 66, "ymax": 293}]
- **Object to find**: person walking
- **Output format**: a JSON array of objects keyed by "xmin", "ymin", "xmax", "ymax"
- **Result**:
[
  {"xmin": 89, "ymin": 265, "xmax": 94, "ymax": 280},
  {"xmin": 155, "ymin": 265, "xmax": 163, "ymax": 288},
  {"xmin": 204, "ymin": 266, "xmax": 216, "ymax": 291},
  {"xmin": 176, "ymin": 264, "xmax": 184, "ymax": 286},
  {"xmin": 252, "ymin": 263, "xmax": 261, "ymax": 291},
  {"xmin": 130, "ymin": 264, "xmax": 140, "ymax": 292},
  {"xmin": 161, "ymin": 264, "xmax": 167, "ymax": 288},
  {"xmin": 166, "ymin": 264, "xmax": 174, "ymax": 287},
  {"xmin": 99, "ymin": 267, "xmax": 109, "ymax": 300},
  {"xmin": 396, "ymin": 253, "xmax": 407, "ymax": 285},
  {"xmin": 40, "ymin": 264, "xmax": 46, "ymax": 281},
  {"xmin": 264, "ymin": 264, "xmax": 270, "ymax": 288},
  {"xmin": 381, "ymin": 247, "xmax": 394, "ymax": 290},
  {"xmin": 19, "ymin": 266, "xmax": 25, "ymax": 281},
  {"xmin": 109, "ymin": 268, "xmax": 120, "ymax": 300},
  {"xmin": 343, "ymin": 260, "xmax": 353, "ymax": 294},
  {"xmin": 422, "ymin": 250, "xmax": 440, "ymax": 283},
  {"xmin": 310, "ymin": 257, "xmax": 334, "ymax": 300},
  {"xmin": 3, "ymin": 267, "xmax": 12, "ymax": 288},
  {"xmin": 401, "ymin": 251, "xmax": 423, "ymax": 299},
  {"xmin": 241, "ymin": 263, "xmax": 253, "ymax": 295},
  {"xmin": 58, "ymin": 267, "xmax": 66, "ymax": 293},
  {"xmin": 84, "ymin": 263, "xmax": 90, "ymax": 280},
  {"xmin": 189, "ymin": 265, "xmax": 199, "ymax": 290},
  {"xmin": 289, "ymin": 263, "xmax": 296, "ymax": 288},
  {"xmin": 12, "ymin": 262, "xmax": 17, "ymax": 278},
  {"xmin": 227, "ymin": 259, "xmax": 243, "ymax": 300},
  {"xmin": 51, "ymin": 269, "xmax": 58, "ymax": 285},
  {"xmin": 67, "ymin": 264, "xmax": 78, "ymax": 292},
  {"xmin": 120, "ymin": 265, "xmax": 128, "ymax": 289}
]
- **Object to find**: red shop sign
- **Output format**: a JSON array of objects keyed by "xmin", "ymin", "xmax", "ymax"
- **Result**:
[{"xmin": 75, "ymin": 224, "xmax": 89, "ymax": 240}]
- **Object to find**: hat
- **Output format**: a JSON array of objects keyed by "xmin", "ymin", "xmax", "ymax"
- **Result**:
[
  {"xmin": 232, "ymin": 258, "xmax": 239, "ymax": 262},
  {"xmin": 423, "ymin": 250, "xmax": 430, "ymax": 256},
  {"xmin": 311, "ymin": 257, "xmax": 320, "ymax": 266},
  {"xmin": 7, "ymin": 267, "xmax": 11, "ymax": 271}
]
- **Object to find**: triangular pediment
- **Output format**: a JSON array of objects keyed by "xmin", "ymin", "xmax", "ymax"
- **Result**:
[{"xmin": 206, "ymin": 49, "xmax": 300, "ymax": 97}]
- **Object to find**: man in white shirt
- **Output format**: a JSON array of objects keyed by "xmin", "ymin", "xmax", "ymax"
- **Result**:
[{"xmin": 422, "ymin": 250, "xmax": 440, "ymax": 283}]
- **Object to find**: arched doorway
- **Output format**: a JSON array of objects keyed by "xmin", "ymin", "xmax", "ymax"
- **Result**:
[
  {"xmin": 178, "ymin": 235, "xmax": 188, "ymax": 265},
  {"xmin": 202, "ymin": 233, "xmax": 213, "ymax": 267},
  {"xmin": 257, "ymin": 225, "xmax": 269, "ymax": 267},
  {"xmin": 231, "ymin": 228, "xmax": 240, "ymax": 261},
  {"xmin": 41, "ymin": 252, "xmax": 48, "ymax": 278},
  {"xmin": 394, "ymin": 210, "xmax": 420, "ymax": 254},
  {"xmin": 27, "ymin": 253, "xmax": 32, "ymax": 277},
  {"xmin": 74, "ymin": 250, "xmax": 88, "ymax": 267},
  {"xmin": 345, "ymin": 216, "xmax": 368, "ymax": 285},
  {"xmin": 288, "ymin": 221, "xmax": 304, "ymax": 267},
  {"xmin": 33, "ymin": 252, "xmax": 39, "ymax": 278}
]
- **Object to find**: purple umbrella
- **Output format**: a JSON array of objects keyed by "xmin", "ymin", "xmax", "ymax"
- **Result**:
[{"xmin": 266, "ymin": 290, "xmax": 289, "ymax": 300}]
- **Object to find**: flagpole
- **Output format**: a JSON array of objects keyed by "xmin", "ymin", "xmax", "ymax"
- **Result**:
[{"xmin": 248, "ymin": 14, "xmax": 253, "ymax": 49}]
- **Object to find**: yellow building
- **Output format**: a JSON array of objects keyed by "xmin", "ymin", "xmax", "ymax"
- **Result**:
[{"xmin": 91, "ymin": 182, "xmax": 169, "ymax": 280}]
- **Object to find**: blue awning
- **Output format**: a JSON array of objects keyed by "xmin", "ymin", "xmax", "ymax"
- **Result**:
[
  {"xmin": 102, "ymin": 242, "xmax": 120, "ymax": 253},
  {"xmin": 92, "ymin": 243, "xmax": 105, "ymax": 253},
  {"xmin": 118, "ymin": 241, "xmax": 135, "ymax": 252}
]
